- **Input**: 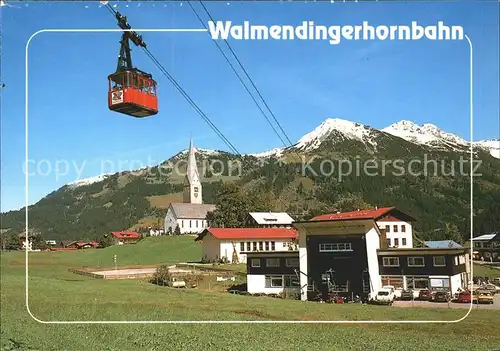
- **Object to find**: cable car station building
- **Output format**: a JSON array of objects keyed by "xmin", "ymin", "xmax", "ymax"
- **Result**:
[{"xmin": 244, "ymin": 207, "xmax": 470, "ymax": 301}]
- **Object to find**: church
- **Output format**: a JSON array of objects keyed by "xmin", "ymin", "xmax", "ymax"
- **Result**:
[{"xmin": 163, "ymin": 139, "xmax": 216, "ymax": 235}]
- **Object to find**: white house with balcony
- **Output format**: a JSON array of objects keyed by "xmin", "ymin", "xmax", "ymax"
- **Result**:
[
  {"xmin": 312, "ymin": 207, "xmax": 416, "ymax": 248},
  {"xmin": 194, "ymin": 227, "xmax": 298, "ymax": 263}
]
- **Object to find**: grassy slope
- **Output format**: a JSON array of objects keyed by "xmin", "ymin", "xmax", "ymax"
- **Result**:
[{"xmin": 1, "ymin": 237, "xmax": 500, "ymax": 351}]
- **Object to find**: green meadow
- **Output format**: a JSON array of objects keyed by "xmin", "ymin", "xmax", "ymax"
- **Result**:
[{"xmin": 1, "ymin": 236, "xmax": 500, "ymax": 350}]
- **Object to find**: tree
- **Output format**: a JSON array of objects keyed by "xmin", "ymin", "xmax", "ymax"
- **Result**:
[
  {"xmin": 174, "ymin": 224, "xmax": 181, "ymax": 235},
  {"xmin": 31, "ymin": 233, "xmax": 47, "ymax": 250},
  {"xmin": 443, "ymin": 223, "xmax": 463, "ymax": 244},
  {"xmin": 98, "ymin": 234, "xmax": 113, "ymax": 248},
  {"xmin": 207, "ymin": 182, "xmax": 272, "ymax": 227}
]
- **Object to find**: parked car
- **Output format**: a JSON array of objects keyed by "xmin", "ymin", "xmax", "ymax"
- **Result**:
[
  {"xmin": 373, "ymin": 288, "xmax": 395, "ymax": 305},
  {"xmin": 474, "ymin": 292, "xmax": 494, "ymax": 304},
  {"xmin": 418, "ymin": 289, "xmax": 432, "ymax": 300},
  {"xmin": 399, "ymin": 289, "xmax": 414, "ymax": 301},
  {"xmin": 457, "ymin": 291, "xmax": 472, "ymax": 303},
  {"xmin": 431, "ymin": 291, "xmax": 451, "ymax": 302},
  {"xmin": 483, "ymin": 284, "xmax": 500, "ymax": 295},
  {"xmin": 492, "ymin": 277, "xmax": 500, "ymax": 286}
]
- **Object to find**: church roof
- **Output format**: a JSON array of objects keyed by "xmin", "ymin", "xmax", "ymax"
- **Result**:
[
  {"xmin": 169, "ymin": 203, "xmax": 216, "ymax": 219},
  {"xmin": 186, "ymin": 138, "xmax": 200, "ymax": 184}
]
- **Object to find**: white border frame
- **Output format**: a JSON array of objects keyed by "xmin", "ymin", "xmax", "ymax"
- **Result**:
[{"xmin": 25, "ymin": 29, "xmax": 475, "ymax": 324}]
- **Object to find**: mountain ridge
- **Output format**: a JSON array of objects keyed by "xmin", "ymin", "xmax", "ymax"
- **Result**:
[{"xmin": 65, "ymin": 118, "xmax": 499, "ymax": 188}]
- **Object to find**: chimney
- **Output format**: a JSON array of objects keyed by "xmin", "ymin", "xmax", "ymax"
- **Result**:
[{"xmin": 375, "ymin": 206, "xmax": 378, "ymax": 210}]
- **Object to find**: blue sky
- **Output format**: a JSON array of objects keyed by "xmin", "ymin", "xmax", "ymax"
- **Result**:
[{"xmin": 1, "ymin": 1, "xmax": 499, "ymax": 212}]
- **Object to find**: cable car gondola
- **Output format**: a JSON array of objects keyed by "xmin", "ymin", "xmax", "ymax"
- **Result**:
[{"xmin": 108, "ymin": 11, "xmax": 158, "ymax": 118}]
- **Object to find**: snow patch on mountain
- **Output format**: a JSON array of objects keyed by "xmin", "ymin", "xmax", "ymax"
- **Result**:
[
  {"xmin": 382, "ymin": 120, "xmax": 499, "ymax": 158},
  {"xmin": 474, "ymin": 139, "xmax": 500, "ymax": 158},
  {"xmin": 294, "ymin": 118, "xmax": 379, "ymax": 151},
  {"xmin": 249, "ymin": 148, "xmax": 284, "ymax": 158},
  {"xmin": 382, "ymin": 120, "xmax": 468, "ymax": 147},
  {"xmin": 67, "ymin": 173, "xmax": 112, "ymax": 187}
]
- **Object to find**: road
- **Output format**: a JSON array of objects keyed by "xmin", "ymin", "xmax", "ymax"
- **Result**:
[{"xmin": 393, "ymin": 295, "xmax": 500, "ymax": 310}]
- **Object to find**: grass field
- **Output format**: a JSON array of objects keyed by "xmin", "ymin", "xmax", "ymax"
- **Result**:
[{"xmin": 2, "ymin": 236, "xmax": 500, "ymax": 350}]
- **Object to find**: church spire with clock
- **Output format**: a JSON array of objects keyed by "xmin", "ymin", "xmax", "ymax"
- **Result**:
[{"xmin": 183, "ymin": 138, "xmax": 203, "ymax": 204}]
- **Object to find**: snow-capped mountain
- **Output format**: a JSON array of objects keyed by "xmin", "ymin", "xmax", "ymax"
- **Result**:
[
  {"xmin": 294, "ymin": 118, "xmax": 380, "ymax": 151},
  {"xmin": 382, "ymin": 120, "xmax": 468, "ymax": 147},
  {"xmin": 65, "ymin": 118, "xmax": 499, "ymax": 187},
  {"xmin": 473, "ymin": 139, "xmax": 500, "ymax": 159},
  {"xmin": 382, "ymin": 120, "xmax": 499, "ymax": 157}
]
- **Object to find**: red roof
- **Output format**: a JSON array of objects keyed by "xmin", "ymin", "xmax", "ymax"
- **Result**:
[
  {"xmin": 111, "ymin": 231, "xmax": 141, "ymax": 239},
  {"xmin": 196, "ymin": 228, "xmax": 297, "ymax": 241},
  {"xmin": 312, "ymin": 207, "xmax": 400, "ymax": 222}
]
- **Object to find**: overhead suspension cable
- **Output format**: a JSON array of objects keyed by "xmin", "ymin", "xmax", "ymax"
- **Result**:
[
  {"xmin": 195, "ymin": 0, "xmax": 295, "ymax": 149},
  {"xmin": 187, "ymin": 1, "xmax": 288, "ymax": 148},
  {"xmin": 105, "ymin": 3, "xmax": 241, "ymax": 155}
]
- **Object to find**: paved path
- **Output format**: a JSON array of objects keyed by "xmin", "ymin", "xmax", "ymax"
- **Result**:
[
  {"xmin": 393, "ymin": 295, "xmax": 500, "ymax": 310},
  {"xmin": 91, "ymin": 268, "xmax": 157, "ymax": 276}
]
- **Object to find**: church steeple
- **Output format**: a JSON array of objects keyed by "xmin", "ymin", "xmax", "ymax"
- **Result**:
[{"xmin": 183, "ymin": 138, "xmax": 202, "ymax": 204}]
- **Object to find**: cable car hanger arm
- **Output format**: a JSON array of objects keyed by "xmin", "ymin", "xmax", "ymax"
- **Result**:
[{"xmin": 113, "ymin": 10, "xmax": 152, "ymax": 77}]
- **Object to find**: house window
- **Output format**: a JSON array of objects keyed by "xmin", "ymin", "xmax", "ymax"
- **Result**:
[
  {"xmin": 265, "ymin": 241, "xmax": 269, "ymax": 251},
  {"xmin": 401, "ymin": 225, "xmax": 406, "ymax": 233},
  {"xmin": 196, "ymin": 220, "xmax": 198, "ymax": 228},
  {"xmin": 386, "ymin": 239, "xmax": 391, "ymax": 247},
  {"xmin": 394, "ymin": 238, "xmax": 399, "ymax": 247},
  {"xmin": 285, "ymin": 258, "xmax": 299, "ymax": 267},
  {"xmin": 402, "ymin": 238, "xmax": 407, "ymax": 246},
  {"xmin": 240, "ymin": 242, "xmax": 245, "ymax": 252},
  {"xmin": 250, "ymin": 259, "xmax": 261, "ymax": 268},
  {"xmin": 266, "ymin": 258, "xmax": 280, "ymax": 267},
  {"xmin": 319, "ymin": 243, "xmax": 352, "ymax": 252},
  {"xmin": 454, "ymin": 256, "xmax": 459, "ymax": 266},
  {"xmin": 381, "ymin": 276, "xmax": 404, "ymax": 289},
  {"xmin": 271, "ymin": 241, "xmax": 275, "ymax": 251},
  {"xmin": 382, "ymin": 257, "xmax": 400, "ymax": 267},
  {"xmin": 433, "ymin": 256, "xmax": 446, "ymax": 267},
  {"xmin": 252, "ymin": 242, "xmax": 257, "ymax": 251},
  {"xmin": 265, "ymin": 276, "xmax": 284, "ymax": 288},
  {"xmin": 258, "ymin": 242, "xmax": 263, "ymax": 251},
  {"xmin": 408, "ymin": 257, "xmax": 425, "ymax": 267},
  {"xmin": 284, "ymin": 275, "xmax": 300, "ymax": 287},
  {"xmin": 385, "ymin": 225, "xmax": 390, "ymax": 233},
  {"xmin": 181, "ymin": 220, "xmax": 184, "ymax": 228},
  {"xmin": 459, "ymin": 255, "xmax": 466, "ymax": 265},
  {"xmin": 407, "ymin": 276, "xmax": 429, "ymax": 289},
  {"xmin": 393, "ymin": 225, "xmax": 398, "ymax": 232},
  {"xmin": 265, "ymin": 275, "xmax": 299, "ymax": 288},
  {"xmin": 246, "ymin": 242, "xmax": 251, "ymax": 251},
  {"xmin": 189, "ymin": 220, "xmax": 192, "ymax": 228}
]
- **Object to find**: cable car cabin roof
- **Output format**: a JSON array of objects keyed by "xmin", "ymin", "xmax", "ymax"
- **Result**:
[{"xmin": 108, "ymin": 70, "xmax": 156, "ymax": 85}]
